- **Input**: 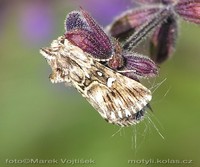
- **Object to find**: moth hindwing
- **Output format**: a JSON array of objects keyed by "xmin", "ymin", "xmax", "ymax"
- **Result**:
[{"xmin": 40, "ymin": 36, "xmax": 152, "ymax": 127}]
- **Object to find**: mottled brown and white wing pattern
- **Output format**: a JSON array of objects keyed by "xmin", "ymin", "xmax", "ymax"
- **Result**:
[
  {"xmin": 64, "ymin": 39, "xmax": 152, "ymax": 126},
  {"xmin": 40, "ymin": 37, "xmax": 152, "ymax": 127},
  {"xmin": 81, "ymin": 61, "xmax": 152, "ymax": 126}
]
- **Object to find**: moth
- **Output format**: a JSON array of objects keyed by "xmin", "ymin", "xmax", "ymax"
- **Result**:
[{"xmin": 40, "ymin": 9, "xmax": 158, "ymax": 127}]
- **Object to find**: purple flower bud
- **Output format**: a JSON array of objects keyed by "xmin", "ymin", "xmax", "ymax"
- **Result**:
[
  {"xmin": 65, "ymin": 9, "xmax": 112, "ymax": 59},
  {"xmin": 150, "ymin": 16, "xmax": 178, "ymax": 63},
  {"xmin": 66, "ymin": 29, "xmax": 111, "ymax": 59},
  {"xmin": 81, "ymin": 9, "xmax": 113, "ymax": 56},
  {"xmin": 123, "ymin": 53, "xmax": 158, "ymax": 78},
  {"xmin": 175, "ymin": 0, "xmax": 200, "ymax": 24},
  {"xmin": 109, "ymin": 7, "xmax": 160, "ymax": 40}
]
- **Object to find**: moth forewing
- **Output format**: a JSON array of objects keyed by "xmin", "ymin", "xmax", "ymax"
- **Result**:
[
  {"xmin": 40, "ymin": 37, "xmax": 152, "ymax": 127},
  {"xmin": 84, "ymin": 70, "xmax": 152, "ymax": 126}
]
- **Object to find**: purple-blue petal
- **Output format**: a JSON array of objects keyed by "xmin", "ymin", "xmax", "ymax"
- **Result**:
[{"xmin": 66, "ymin": 11, "xmax": 90, "ymax": 31}]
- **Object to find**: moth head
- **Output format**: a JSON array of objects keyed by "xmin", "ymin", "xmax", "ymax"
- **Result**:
[{"xmin": 40, "ymin": 36, "xmax": 70, "ymax": 83}]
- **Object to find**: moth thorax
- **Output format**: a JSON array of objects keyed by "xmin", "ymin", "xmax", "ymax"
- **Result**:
[
  {"xmin": 108, "ymin": 54, "xmax": 124, "ymax": 70},
  {"xmin": 108, "ymin": 39, "xmax": 124, "ymax": 70}
]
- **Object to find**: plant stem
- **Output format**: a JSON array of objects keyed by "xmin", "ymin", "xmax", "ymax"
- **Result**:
[{"xmin": 123, "ymin": 7, "xmax": 173, "ymax": 51}]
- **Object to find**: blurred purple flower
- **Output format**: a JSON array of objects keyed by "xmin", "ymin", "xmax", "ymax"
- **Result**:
[
  {"xmin": 75, "ymin": 0, "xmax": 133, "ymax": 26},
  {"xmin": 20, "ymin": 1, "xmax": 54, "ymax": 45},
  {"xmin": 0, "ymin": 0, "xmax": 8, "ymax": 36}
]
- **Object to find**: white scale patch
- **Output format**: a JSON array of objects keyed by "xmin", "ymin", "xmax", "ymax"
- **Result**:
[
  {"xmin": 146, "ymin": 94, "xmax": 152, "ymax": 101},
  {"xmin": 139, "ymin": 94, "xmax": 152, "ymax": 107},
  {"xmin": 111, "ymin": 112, "xmax": 116, "ymax": 120},
  {"xmin": 85, "ymin": 72, "xmax": 90, "ymax": 78},
  {"xmin": 125, "ymin": 109, "xmax": 132, "ymax": 117},
  {"xmin": 107, "ymin": 77, "xmax": 116, "ymax": 88},
  {"xmin": 117, "ymin": 111, "xmax": 123, "ymax": 118},
  {"xmin": 97, "ymin": 71, "xmax": 103, "ymax": 76},
  {"xmin": 95, "ymin": 90, "xmax": 103, "ymax": 103}
]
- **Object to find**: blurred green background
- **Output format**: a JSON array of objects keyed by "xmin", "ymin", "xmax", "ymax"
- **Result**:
[{"xmin": 0, "ymin": 0, "xmax": 200, "ymax": 167}]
